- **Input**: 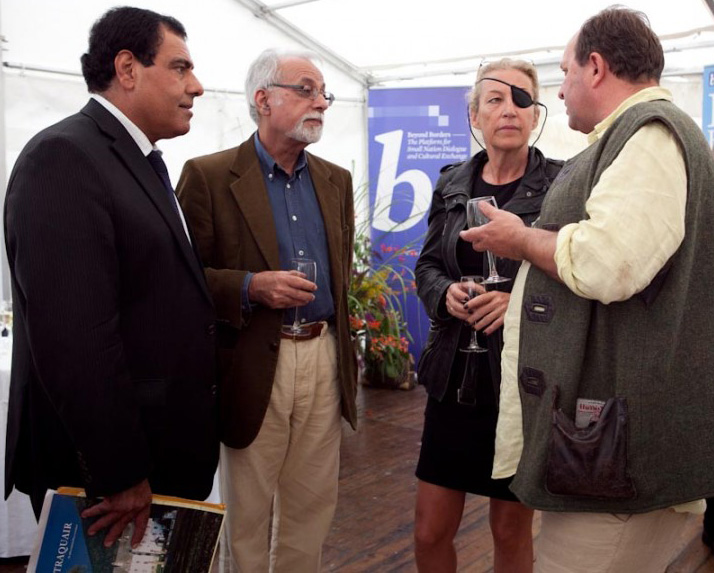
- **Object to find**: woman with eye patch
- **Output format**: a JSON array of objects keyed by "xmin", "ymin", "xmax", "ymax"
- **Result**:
[{"xmin": 413, "ymin": 59, "xmax": 563, "ymax": 572}]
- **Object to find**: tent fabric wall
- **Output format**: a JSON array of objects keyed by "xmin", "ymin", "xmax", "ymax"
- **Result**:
[
  {"xmin": 3, "ymin": 70, "xmax": 367, "ymax": 187},
  {"xmin": 1, "ymin": 69, "xmax": 707, "ymax": 303},
  {"xmin": 2, "ymin": 0, "xmax": 710, "ymax": 186},
  {"xmin": 1, "ymin": 0, "xmax": 712, "ymax": 301},
  {"xmin": 532, "ymin": 76, "xmax": 706, "ymax": 160},
  {"xmin": 5, "ymin": 71, "xmax": 703, "ymax": 195}
]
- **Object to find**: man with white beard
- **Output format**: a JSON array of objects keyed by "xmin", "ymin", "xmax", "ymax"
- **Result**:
[{"xmin": 176, "ymin": 49, "xmax": 357, "ymax": 573}]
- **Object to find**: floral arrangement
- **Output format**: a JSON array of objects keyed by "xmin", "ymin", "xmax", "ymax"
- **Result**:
[{"xmin": 348, "ymin": 229, "xmax": 416, "ymax": 386}]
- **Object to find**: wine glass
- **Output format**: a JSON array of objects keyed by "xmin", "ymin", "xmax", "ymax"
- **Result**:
[
  {"xmin": 281, "ymin": 258, "xmax": 317, "ymax": 338},
  {"xmin": 0, "ymin": 300, "xmax": 12, "ymax": 338},
  {"xmin": 459, "ymin": 276, "xmax": 488, "ymax": 353},
  {"xmin": 466, "ymin": 196, "xmax": 511, "ymax": 284}
]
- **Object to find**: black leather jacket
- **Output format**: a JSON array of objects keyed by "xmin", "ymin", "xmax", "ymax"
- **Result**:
[{"xmin": 415, "ymin": 147, "xmax": 562, "ymax": 400}]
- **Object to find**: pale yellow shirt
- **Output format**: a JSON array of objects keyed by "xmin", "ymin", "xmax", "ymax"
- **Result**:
[{"xmin": 491, "ymin": 87, "xmax": 703, "ymax": 514}]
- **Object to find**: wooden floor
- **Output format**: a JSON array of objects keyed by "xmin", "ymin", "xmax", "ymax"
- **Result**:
[
  {"xmin": 2, "ymin": 383, "xmax": 713, "ymax": 572},
  {"xmin": 321, "ymin": 383, "xmax": 714, "ymax": 573}
]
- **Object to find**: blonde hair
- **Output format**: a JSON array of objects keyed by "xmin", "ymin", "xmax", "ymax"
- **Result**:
[{"xmin": 468, "ymin": 58, "xmax": 540, "ymax": 116}]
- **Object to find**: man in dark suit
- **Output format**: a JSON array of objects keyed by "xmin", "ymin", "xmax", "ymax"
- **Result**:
[
  {"xmin": 176, "ymin": 49, "xmax": 357, "ymax": 571},
  {"xmin": 4, "ymin": 7, "xmax": 218, "ymax": 548}
]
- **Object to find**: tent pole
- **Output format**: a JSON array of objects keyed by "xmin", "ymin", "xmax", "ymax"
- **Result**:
[
  {"xmin": 232, "ymin": 0, "xmax": 370, "ymax": 86},
  {"xmin": 703, "ymin": 0, "xmax": 714, "ymax": 18}
]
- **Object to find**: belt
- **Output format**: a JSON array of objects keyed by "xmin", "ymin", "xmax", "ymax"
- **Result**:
[{"xmin": 280, "ymin": 321, "xmax": 326, "ymax": 341}]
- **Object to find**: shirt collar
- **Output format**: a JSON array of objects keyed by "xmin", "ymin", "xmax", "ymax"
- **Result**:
[
  {"xmin": 587, "ymin": 86, "xmax": 674, "ymax": 145},
  {"xmin": 91, "ymin": 93, "xmax": 158, "ymax": 157},
  {"xmin": 253, "ymin": 132, "xmax": 308, "ymax": 177}
]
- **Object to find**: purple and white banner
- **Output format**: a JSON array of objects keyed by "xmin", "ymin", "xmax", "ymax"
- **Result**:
[
  {"xmin": 704, "ymin": 65, "xmax": 714, "ymax": 150},
  {"xmin": 368, "ymin": 87, "xmax": 470, "ymax": 362}
]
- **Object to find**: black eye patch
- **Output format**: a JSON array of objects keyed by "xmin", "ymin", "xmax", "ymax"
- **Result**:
[
  {"xmin": 510, "ymin": 85, "xmax": 535, "ymax": 108},
  {"xmin": 478, "ymin": 77, "xmax": 535, "ymax": 108}
]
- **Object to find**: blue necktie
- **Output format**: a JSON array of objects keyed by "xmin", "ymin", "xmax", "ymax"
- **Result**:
[{"xmin": 147, "ymin": 150, "xmax": 180, "ymax": 216}]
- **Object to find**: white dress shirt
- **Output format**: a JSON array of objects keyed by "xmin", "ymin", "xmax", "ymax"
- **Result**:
[{"xmin": 90, "ymin": 94, "xmax": 191, "ymax": 241}]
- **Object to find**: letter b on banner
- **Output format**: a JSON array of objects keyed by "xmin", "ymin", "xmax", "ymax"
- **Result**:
[
  {"xmin": 368, "ymin": 87, "xmax": 471, "ymax": 363},
  {"xmin": 373, "ymin": 130, "xmax": 432, "ymax": 232}
]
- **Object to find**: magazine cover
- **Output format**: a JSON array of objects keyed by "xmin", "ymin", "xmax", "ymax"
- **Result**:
[{"xmin": 27, "ymin": 487, "xmax": 225, "ymax": 573}]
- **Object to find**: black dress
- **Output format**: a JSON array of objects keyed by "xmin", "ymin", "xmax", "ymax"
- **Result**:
[{"xmin": 415, "ymin": 175, "xmax": 521, "ymax": 500}]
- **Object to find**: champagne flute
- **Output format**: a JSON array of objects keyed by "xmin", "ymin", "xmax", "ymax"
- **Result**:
[
  {"xmin": 281, "ymin": 258, "xmax": 317, "ymax": 338},
  {"xmin": 466, "ymin": 196, "xmax": 511, "ymax": 284},
  {"xmin": 459, "ymin": 275, "xmax": 488, "ymax": 353}
]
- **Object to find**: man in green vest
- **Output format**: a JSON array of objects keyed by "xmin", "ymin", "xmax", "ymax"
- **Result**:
[{"xmin": 461, "ymin": 7, "xmax": 714, "ymax": 571}]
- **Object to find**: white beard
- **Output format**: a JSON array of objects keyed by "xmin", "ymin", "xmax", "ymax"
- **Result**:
[{"xmin": 287, "ymin": 112, "xmax": 324, "ymax": 144}]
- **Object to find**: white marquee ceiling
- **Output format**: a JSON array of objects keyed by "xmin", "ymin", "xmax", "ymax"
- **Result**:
[
  {"xmin": 247, "ymin": 0, "xmax": 714, "ymax": 86},
  {"xmin": 2, "ymin": 0, "xmax": 714, "ymax": 94}
]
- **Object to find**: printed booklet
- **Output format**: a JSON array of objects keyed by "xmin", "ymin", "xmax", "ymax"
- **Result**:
[{"xmin": 27, "ymin": 486, "xmax": 225, "ymax": 572}]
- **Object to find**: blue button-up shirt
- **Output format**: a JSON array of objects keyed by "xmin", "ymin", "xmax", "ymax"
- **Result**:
[{"xmin": 243, "ymin": 133, "xmax": 334, "ymax": 325}]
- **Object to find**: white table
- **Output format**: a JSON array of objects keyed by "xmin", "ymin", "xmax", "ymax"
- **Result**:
[{"xmin": 0, "ymin": 337, "xmax": 38, "ymax": 557}]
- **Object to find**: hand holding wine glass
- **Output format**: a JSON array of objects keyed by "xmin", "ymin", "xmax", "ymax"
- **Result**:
[
  {"xmin": 282, "ymin": 258, "xmax": 317, "ymax": 338},
  {"xmin": 459, "ymin": 275, "xmax": 488, "ymax": 353},
  {"xmin": 466, "ymin": 196, "xmax": 511, "ymax": 284}
]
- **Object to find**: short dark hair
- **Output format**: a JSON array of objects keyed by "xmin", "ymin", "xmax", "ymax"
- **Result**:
[
  {"xmin": 80, "ymin": 6, "xmax": 187, "ymax": 93},
  {"xmin": 576, "ymin": 7, "xmax": 664, "ymax": 83}
]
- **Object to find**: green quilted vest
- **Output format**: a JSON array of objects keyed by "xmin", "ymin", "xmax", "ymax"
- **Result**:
[{"xmin": 512, "ymin": 99, "xmax": 714, "ymax": 513}]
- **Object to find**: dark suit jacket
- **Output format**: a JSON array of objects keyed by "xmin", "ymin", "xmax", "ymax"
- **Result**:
[
  {"xmin": 176, "ymin": 135, "xmax": 357, "ymax": 449},
  {"xmin": 4, "ymin": 99, "xmax": 219, "ymax": 511}
]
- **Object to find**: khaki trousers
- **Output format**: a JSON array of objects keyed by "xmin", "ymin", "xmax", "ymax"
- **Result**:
[
  {"xmin": 220, "ymin": 326, "xmax": 342, "ymax": 573},
  {"xmin": 535, "ymin": 508, "xmax": 692, "ymax": 572}
]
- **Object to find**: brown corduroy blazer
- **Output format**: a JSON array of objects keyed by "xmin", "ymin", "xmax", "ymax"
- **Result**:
[{"xmin": 176, "ymin": 135, "xmax": 358, "ymax": 448}]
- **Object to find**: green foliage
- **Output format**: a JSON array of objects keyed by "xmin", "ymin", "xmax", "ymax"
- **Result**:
[{"xmin": 348, "ymin": 196, "xmax": 417, "ymax": 382}]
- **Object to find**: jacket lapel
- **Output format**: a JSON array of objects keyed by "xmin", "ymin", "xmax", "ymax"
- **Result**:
[
  {"xmin": 81, "ymin": 100, "xmax": 212, "ymax": 303},
  {"xmin": 228, "ymin": 138, "xmax": 281, "ymax": 270}
]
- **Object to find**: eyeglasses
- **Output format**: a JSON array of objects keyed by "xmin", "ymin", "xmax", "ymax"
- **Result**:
[{"xmin": 268, "ymin": 83, "xmax": 335, "ymax": 106}]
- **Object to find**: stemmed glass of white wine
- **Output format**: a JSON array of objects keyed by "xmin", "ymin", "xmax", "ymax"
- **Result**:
[
  {"xmin": 281, "ymin": 258, "xmax": 317, "ymax": 338},
  {"xmin": 466, "ymin": 196, "xmax": 511, "ymax": 284},
  {"xmin": 459, "ymin": 275, "xmax": 488, "ymax": 353},
  {"xmin": 0, "ymin": 300, "xmax": 12, "ymax": 337}
]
